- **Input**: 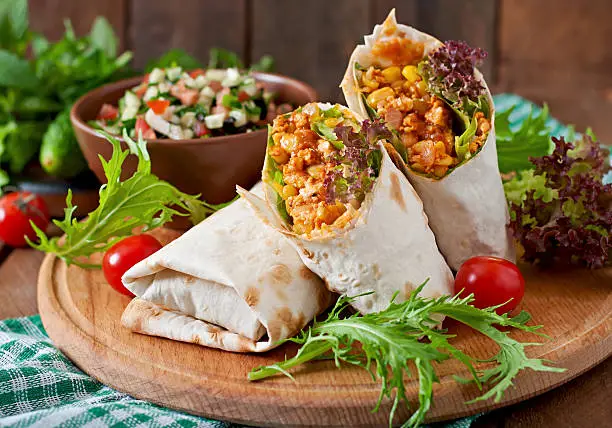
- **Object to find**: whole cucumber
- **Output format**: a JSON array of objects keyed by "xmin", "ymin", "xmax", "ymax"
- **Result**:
[{"xmin": 40, "ymin": 111, "xmax": 87, "ymax": 178}]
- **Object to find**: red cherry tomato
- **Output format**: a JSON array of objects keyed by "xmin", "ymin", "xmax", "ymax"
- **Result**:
[
  {"xmin": 135, "ymin": 117, "xmax": 156, "ymax": 139},
  {"xmin": 97, "ymin": 103, "xmax": 119, "ymax": 120},
  {"xmin": 147, "ymin": 99, "xmax": 170, "ymax": 115},
  {"xmin": 0, "ymin": 192, "xmax": 50, "ymax": 247},
  {"xmin": 454, "ymin": 256, "xmax": 525, "ymax": 315},
  {"xmin": 237, "ymin": 90, "xmax": 250, "ymax": 102},
  {"xmin": 189, "ymin": 69, "xmax": 205, "ymax": 78},
  {"xmin": 194, "ymin": 121, "xmax": 210, "ymax": 137},
  {"xmin": 102, "ymin": 235, "xmax": 163, "ymax": 296}
]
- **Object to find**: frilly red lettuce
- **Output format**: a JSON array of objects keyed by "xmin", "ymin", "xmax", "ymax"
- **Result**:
[
  {"xmin": 323, "ymin": 120, "xmax": 389, "ymax": 204},
  {"xmin": 507, "ymin": 133, "xmax": 611, "ymax": 268}
]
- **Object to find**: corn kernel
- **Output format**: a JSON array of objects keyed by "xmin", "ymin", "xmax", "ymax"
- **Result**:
[
  {"xmin": 433, "ymin": 165, "xmax": 448, "ymax": 177},
  {"xmin": 307, "ymin": 164, "xmax": 325, "ymax": 179},
  {"xmin": 402, "ymin": 65, "xmax": 420, "ymax": 83},
  {"xmin": 269, "ymin": 146, "xmax": 289, "ymax": 164},
  {"xmin": 324, "ymin": 117, "xmax": 341, "ymax": 127},
  {"xmin": 434, "ymin": 141, "xmax": 446, "ymax": 155},
  {"xmin": 282, "ymin": 184, "xmax": 298, "ymax": 198},
  {"xmin": 366, "ymin": 87, "xmax": 394, "ymax": 107},
  {"xmin": 381, "ymin": 66, "xmax": 402, "ymax": 82},
  {"xmin": 437, "ymin": 155, "xmax": 454, "ymax": 166},
  {"xmin": 417, "ymin": 80, "xmax": 428, "ymax": 96}
]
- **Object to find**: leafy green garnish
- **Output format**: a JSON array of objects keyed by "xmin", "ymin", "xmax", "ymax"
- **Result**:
[
  {"xmin": 28, "ymin": 131, "xmax": 225, "ymax": 267},
  {"xmin": 145, "ymin": 48, "xmax": 203, "ymax": 73},
  {"xmin": 454, "ymin": 114, "xmax": 477, "ymax": 162},
  {"xmin": 496, "ymin": 104, "xmax": 552, "ymax": 174},
  {"xmin": 311, "ymin": 121, "xmax": 344, "ymax": 149},
  {"xmin": 249, "ymin": 282, "xmax": 563, "ymax": 427}
]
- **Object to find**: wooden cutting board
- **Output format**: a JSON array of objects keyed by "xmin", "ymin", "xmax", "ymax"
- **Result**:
[{"xmin": 37, "ymin": 229, "xmax": 612, "ymax": 427}]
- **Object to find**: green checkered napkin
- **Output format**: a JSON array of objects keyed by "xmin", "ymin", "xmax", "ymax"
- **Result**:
[{"xmin": 0, "ymin": 315, "xmax": 480, "ymax": 428}]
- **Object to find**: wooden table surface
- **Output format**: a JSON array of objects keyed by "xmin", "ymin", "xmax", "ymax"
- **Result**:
[{"xmin": 0, "ymin": 242, "xmax": 610, "ymax": 427}]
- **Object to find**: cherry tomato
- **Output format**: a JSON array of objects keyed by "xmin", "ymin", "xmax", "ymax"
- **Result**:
[
  {"xmin": 454, "ymin": 256, "xmax": 525, "ymax": 315},
  {"xmin": 103, "ymin": 235, "xmax": 163, "ymax": 297},
  {"xmin": 135, "ymin": 117, "xmax": 156, "ymax": 139},
  {"xmin": 194, "ymin": 121, "xmax": 210, "ymax": 137},
  {"xmin": 189, "ymin": 69, "xmax": 205, "ymax": 78},
  {"xmin": 237, "ymin": 90, "xmax": 250, "ymax": 102},
  {"xmin": 147, "ymin": 99, "xmax": 170, "ymax": 115},
  {"xmin": 97, "ymin": 103, "xmax": 118, "ymax": 120},
  {"xmin": 0, "ymin": 192, "xmax": 50, "ymax": 247}
]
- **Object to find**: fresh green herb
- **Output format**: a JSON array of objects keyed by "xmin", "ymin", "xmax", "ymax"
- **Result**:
[
  {"xmin": 145, "ymin": 48, "xmax": 203, "ymax": 73},
  {"xmin": 207, "ymin": 47, "xmax": 275, "ymax": 72},
  {"xmin": 28, "ymin": 131, "xmax": 226, "ymax": 267},
  {"xmin": 496, "ymin": 104, "xmax": 552, "ymax": 174},
  {"xmin": 249, "ymin": 282, "xmax": 564, "ymax": 427}
]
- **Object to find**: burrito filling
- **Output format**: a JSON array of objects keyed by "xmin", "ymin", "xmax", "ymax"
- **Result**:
[
  {"xmin": 266, "ymin": 103, "xmax": 389, "ymax": 235},
  {"xmin": 356, "ymin": 31, "xmax": 491, "ymax": 178}
]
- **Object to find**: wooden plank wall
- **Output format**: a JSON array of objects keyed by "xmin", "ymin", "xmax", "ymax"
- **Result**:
[{"xmin": 27, "ymin": 0, "xmax": 612, "ymax": 142}]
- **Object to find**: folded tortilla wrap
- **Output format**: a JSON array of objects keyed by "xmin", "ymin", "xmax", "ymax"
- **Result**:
[
  {"xmin": 121, "ymin": 184, "xmax": 333, "ymax": 352},
  {"xmin": 240, "ymin": 102, "xmax": 453, "ymax": 314},
  {"xmin": 341, "ymin": 9, "xmax": 515, "ymax": 270}
]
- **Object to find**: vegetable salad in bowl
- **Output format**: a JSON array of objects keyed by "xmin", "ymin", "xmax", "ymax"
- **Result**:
[{"xmin": 93, "ymin": 66, "xmax": 292, "ymax": 140}]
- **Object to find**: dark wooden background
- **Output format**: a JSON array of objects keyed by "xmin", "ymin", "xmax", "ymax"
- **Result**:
[{"xmin": 28, "ymin": 0, "xmax": 612, "ymax": 142}]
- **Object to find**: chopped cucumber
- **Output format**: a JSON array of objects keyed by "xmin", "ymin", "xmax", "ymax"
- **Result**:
[
  {"xmin": 148, "ymin": 68, "xmax": 165, "ymax": 84},
  {"xmin": 166, "ymin": 67, "xmax": 182, "ymax": 82},
  {"xmin": 230, "ymin": 109, "xmax": 247, "ymax": 127},
  {"xmin": 207, "ymin": 69, "xmax": 226, "ymax": 81},
  {"xmin": 143, "ymin": 86, "xmax": 159, "ymax": 101},
  {"xmin": 121, "ymin": 105, "xmax": 139, "ymax": 121},
  {"xmin": 205, "ymin": 113, "xmax": 225, "ymax": 129},
  {"xmin": 124, "ymin": 91, "xmax": 141, "ymax": 109},
  {"xmin": 222, "ymin": 68, "xmax": 241, "ymax": 87}
]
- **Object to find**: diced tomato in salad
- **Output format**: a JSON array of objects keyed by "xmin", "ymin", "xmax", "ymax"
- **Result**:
[
  {"xmin": 135, "ymin": 117, "xmax": 156, "ymax": 139},
  {"xmin": 189, "ymin": 69, "xmax": 205, "ymax": 78},
  {"xmin": 97, "ymin": 104, "xmax": 119, "ymax": 120},
  {"xmin": 194, "ymin": 121, "xmax": 210, "ymax": 137},
  {"xmin": 92, "ymin": 66, "xmax": 294, "ymax": 141},
  {"xmin": 147, "ymin": 99, "xmax": 171, "ymax": 115}
]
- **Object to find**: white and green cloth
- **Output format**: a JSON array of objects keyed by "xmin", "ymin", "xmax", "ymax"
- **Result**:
[{"xmin": 0, "ymin": 315, "xmax": 480, "ymax": 427}]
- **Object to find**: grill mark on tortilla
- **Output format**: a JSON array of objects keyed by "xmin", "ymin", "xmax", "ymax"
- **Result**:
[
  {"xmin": 372, "ymin": 264, "xmax": 381, "ymax": 280},
  {"xmin": 302, "ymin": 248, "xmax": 314, "ymax": 259},
  {"xmin": 299, "ymin": 266, "xmax": 317, "ymax": 281},
  {"xmin": 268, "ymin": 308, "xmax": 306, "ymax": 340},
  {"xmin": 270, "ymin": 264, "xmax": 292, "ymax": 285},
  {"xmin": 244, "ymin": 287, "xmax": 261, "ymax": 307},
  {"xmin": 390, "ymin": 173, "xmax": 406, "ymax": 211},
  {"xmin": 404, "ymin": 281, "xmax": 416, "ymax": 297},
  {"xmin": 184, "ymin": 275, "xmax": 196, "ymax": 285},
  {"xmin": 316, "ymin": 285, "xmax": 332, "ymax": 313}
]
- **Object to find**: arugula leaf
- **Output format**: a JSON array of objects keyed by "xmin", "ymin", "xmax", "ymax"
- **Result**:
[
  {"xmin": 496, "ymin": 104, "xmax": 552, "ymax": 174},
  {"xmin": 28, "ymin": 131, "xmax": 222, "ymax": 267},
  {"xmin": 90, "ymin": 16, "xmax": 117, "ymax": 57},
  {"xmin": 249, "ymin": 282, "xmax": 563, "ymax": 428}
]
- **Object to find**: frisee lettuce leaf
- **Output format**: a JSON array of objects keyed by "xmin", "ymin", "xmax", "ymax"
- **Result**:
[
  {"xmin": 249, "ymin": 282, "xmax": 563, "ymax": 428},
  {"xmin": 27, "ymin": 131, "xmax": 225, "ymax": 267}
]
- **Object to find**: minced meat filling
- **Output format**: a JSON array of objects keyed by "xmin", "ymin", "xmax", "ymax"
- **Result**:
[
  {"xmin": 359, "ymin": 63, "xmax": 491, "ymax": 177},
  {"xmin": 269, "ymin": 108, "xmax": 355, "ymax": 235}
]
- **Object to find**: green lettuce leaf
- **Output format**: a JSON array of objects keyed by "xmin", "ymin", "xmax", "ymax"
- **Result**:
[
  {"xmin": 496, "ymin": 104, "xmax": 551, "ymax": 174},
  {"xmin": 28, "ymin": 131, "xmax": 222, "ymax": 267}
]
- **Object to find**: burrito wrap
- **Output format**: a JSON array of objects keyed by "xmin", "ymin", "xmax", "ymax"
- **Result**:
[
  {"xmin": 122, "ymin": 184, "xmax": 332, "ymax": 352},
  {"xmin": 242, "ymin": 114, "xmax": 454, "ymax": 313},
  {"xmin": 341, "ymin": 10, "xmax": 515, "ymax": 270}
]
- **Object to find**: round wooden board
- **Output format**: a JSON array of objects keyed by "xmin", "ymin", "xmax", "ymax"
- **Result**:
[{"xmin": 37, "ymin": 229, "xmax": 612, "ymax": 427}]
